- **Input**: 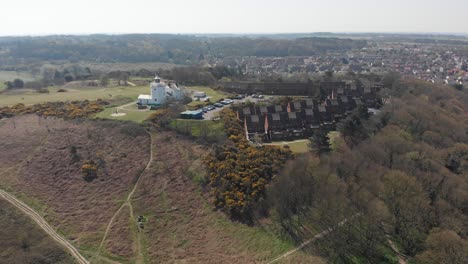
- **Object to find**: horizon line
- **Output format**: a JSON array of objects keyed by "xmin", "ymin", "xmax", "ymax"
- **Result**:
[{"xmin": 1, "ymin": 31, "xmax": 467, "ymax": 38}]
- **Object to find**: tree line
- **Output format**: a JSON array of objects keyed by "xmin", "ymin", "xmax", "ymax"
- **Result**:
[{"xmin": 0, "ymin": 34, "xmax": 367, "ymax": 65}]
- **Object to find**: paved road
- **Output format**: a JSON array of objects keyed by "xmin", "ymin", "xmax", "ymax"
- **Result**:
[{"xmin": 0, "ymin": 189, "xmax": 89, "ymax": 264}]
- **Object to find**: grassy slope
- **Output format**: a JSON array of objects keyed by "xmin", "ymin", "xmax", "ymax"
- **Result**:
[
  {"xmin": 131, "ymin": 132, "xmax": 324, "ymax": 263},
  {"xmin": 0, "ymin": 199, "xmax": 74, "ymax": 264},
  {"xmin": 0, "ymin": 115, "xmax": 150, "ymax": 261}
]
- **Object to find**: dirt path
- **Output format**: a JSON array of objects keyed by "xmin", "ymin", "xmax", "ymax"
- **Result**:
[
  {"xmin": 387, "ymin": 237, "xmax": 408, "ymax": 264},
  {"xmin": 267, "ymin": 217, "xmax": 355, "ymax": 264},
  {"xmin": 0, "ymin": 189, "xmax": 89, "ymax": 264},
  {"xmin": 97, "ymin": 131, "xmax": 153, "ymax": 263}
]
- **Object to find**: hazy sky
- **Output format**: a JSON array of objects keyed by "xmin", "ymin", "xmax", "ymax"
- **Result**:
[{"xmin": 1, "ymin": 0, "xmax": 467, "ymax": 36}]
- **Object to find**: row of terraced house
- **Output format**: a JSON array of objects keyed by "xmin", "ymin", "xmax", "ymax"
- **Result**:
[{"xmin": 236, "ymin": 81, "xmax": 382, "ymax": 142}]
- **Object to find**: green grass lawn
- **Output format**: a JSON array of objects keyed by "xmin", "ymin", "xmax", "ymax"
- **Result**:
[
  {"xmin": 94, "ymin": 103, "xmax": 155, "ymax": 123},
  {"xmin": 265, "ymin": 139, "xmax": 310, "ymax": 154},
  {"xmin": 185, "ymin": 86, "xmax": 231, "ymax": 107},
  {"xmin": 170, "ymin": 119, "xmax": 225, "ymax": 138},
  {"xmin": 0, "ymin": 85, "xmax": 149, "ymax": 107}
]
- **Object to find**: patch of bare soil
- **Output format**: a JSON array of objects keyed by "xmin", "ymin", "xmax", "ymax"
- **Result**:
[
  {"xmin": 133, "ymin": 132, "xmax": 258, "ymax": 263},
  {"xmin": 0, "ymin": 115, "xmax": 150, "ymax": 252},
  {"xmin": 104, "ymin": 205, "xmax": 135, "ymax": 259}
]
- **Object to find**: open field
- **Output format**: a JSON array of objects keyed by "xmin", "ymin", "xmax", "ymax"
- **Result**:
[
  {"xmin": 0, "ymin": 70, "xmax": 37, "ymax": 82},
  {"xmin": 186, "ymin": 86, "xmax": 232, "ymax": 107},
  {"xmin": 0, "ymin": 85, "xmax": 149, "ymax": 107},
  {"xmin": 0, "ymin": 115, "xmax": 150, "ymax": 261},
  {"xmin": 0, "ymin": 198, "xmax": 74, "ymax": 264},
  {"xmin": 265, "ymin": 139, "xmax": 310, "ymax": 154}
]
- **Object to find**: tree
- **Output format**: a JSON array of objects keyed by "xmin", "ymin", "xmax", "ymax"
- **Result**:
[
  {"xmin": 383, "ymin": 171, "xmax": 433, "ymax": 255},
  {"xmin": 309, "ymin": 129, "xmax": 331, "ymax": 155},
  {"xmin": 100, "ymin": 75, "xmax": 110, "ymax": 86},
  {"xmin": 13, "ymin": 79, "xmax": 24, "ymax": 88},
  {"xmin": 5, "ymin": 79, "xmax": 24, "ymax": 89},
  {"xmin": 416, "ymin": 229, "xmax": 468, "ymax": 264}
]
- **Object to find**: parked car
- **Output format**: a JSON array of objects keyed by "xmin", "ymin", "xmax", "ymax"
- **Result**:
[
  {"xmin": 214, "ymin": 103, "xmax": 224, "ymax": 108},
  {"xmin": 258, "ymin": 95, "xmax": 264, "ymax": 99}
]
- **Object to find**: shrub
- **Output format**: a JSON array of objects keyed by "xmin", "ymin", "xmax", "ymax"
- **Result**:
[{"xmin": 80, "ymin": 160, "xmax": 98, "ymax": 182}]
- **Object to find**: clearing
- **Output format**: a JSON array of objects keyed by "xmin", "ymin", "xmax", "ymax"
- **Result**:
[{"xmin": 264, "ymin": 139, "xmax": 310, "ymax": 154}]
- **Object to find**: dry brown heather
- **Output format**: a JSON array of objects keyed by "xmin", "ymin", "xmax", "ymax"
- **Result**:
[
  {"xmin": 0, "ymin": 198, "xmax": 74, "ymax": 264},
  {"xmin": 132, "ymin": 132, "xmax": 254, "ymax": 263},
  {"xmin": 0, "ymin": 114, "xmax": 150, "ymax": 250},
  {"xmin": 0, "ymin": 115, "xmax": 322, "ymax": 263},
  {"xmin": 104, "ymin": 205, "xmax": 135, "ymax": 258},
  {"xmin": 130, "ymin": 132, "xmax": 323, "ymax": 264}
]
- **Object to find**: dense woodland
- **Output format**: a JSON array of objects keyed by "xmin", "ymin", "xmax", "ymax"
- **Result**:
[
  {"xmin": 264, "ymin": 79, "xmax": 468, "ymax": 263},
  {"xmin": 0, "ymin": 34, "xmax": 366, "ymax": 65}
]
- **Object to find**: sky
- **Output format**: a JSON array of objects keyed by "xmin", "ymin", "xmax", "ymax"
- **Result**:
[{"xmin": 1, "ymin": 0, "xmax": 467, "ymax": 36}]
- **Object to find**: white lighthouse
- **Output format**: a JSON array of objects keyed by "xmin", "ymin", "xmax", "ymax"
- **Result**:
[
  {"xmin": 150, "ymin": 76, "xmax": 167, "ymax": 105},
  {"xmin": 137, "ymin": 75, "xmax": 185, "ymax": 107}
]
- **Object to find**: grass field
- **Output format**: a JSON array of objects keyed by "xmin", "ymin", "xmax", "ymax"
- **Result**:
[
  {"xmin": 95, "ymin": 103, "xmax": 155, "ymax": 123},
  {"xmin": 0, "ymin": 85, "xmax": 149, "ymax": 107},
  {"xmin": 170, "ymin": 119, "xmax": 225, "ymax": 137},
  {"xmin": 0, "ymin": 70, "xmax": 36, "ymax": 82},
  {"xmin": 185, "ymin": 86, "xmax": 231, "ymax": 107},
  {"xmin": 265, "ymin": 139, "xmax": 310, "ymax": 153}
]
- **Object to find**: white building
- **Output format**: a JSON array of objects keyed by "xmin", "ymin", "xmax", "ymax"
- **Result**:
[{"xmin": 137, "ymin": 76, "xmax": 185, "ymax": 107}]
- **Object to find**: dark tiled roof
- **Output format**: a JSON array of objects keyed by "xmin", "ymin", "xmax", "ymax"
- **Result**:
[
  {"xmin": 251, "ymin": 115, "xmax": 260, "ymax": 123},
  {"xmin": 272, "ymin": 113, "xmax": 280, "ymax": 121},
  {"xmin": 288, "ymin": 112, "xmax": 297, "ymax": 119}
]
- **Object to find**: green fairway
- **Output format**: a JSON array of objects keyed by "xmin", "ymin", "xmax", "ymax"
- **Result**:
[{"xmin": 0, "ymin": 85, "xmax": 149, "ymax": 107}]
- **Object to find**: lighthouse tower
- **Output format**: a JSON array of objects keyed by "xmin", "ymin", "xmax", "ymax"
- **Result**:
[{"xmin": 150, "ymin": 76, "xmax": 167, "ymax": 106}]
